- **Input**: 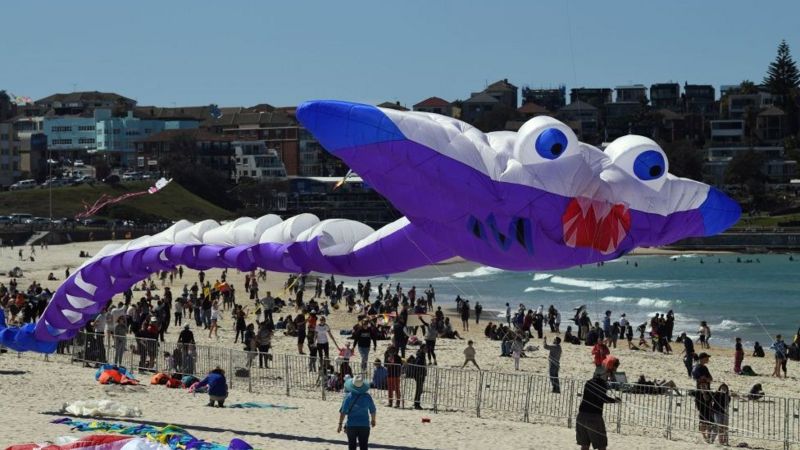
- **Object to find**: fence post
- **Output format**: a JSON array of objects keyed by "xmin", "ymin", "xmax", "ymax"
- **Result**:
[
  {"xmin": 321, "ymin": 367, "xmax": 327, "ymax": 401},
  {"xmin": 523, "ymin": 375, "xmax": 533, "ymax": 423},
  {"xmin": 784, "ymin": 397, "xmax": 790, "ymax": 450},
  {"xmin": 228, "ymin": 348, "xmax": 234, "ymax": 389},
  {"xmin": 432, "ymin": 367, "xmax": 440, "ymax": 414},
  {"xmin": 567, "ymin": 379, "xmax": 575, "ymax": 429},
  {"xmin": 284, "ymin": 354, "xmax": 291, "ymax": 397},
  {"xmin": 476, "ymin": 370, "xmax": 484, "ymax": 418},
  {"xmin": 665, "ymin": 389, "xmax": 674, "ymax": 440},
  {"xmin": 154, "ymin": 340, "xmax": 161, "ymax": 373},
  {"xmin": 615, "ymin": 393, "xmax": 622, "ymax": 434},
  {"xmin": 248, "ymin": 360, "xmax": 253, "ymax": 393}
]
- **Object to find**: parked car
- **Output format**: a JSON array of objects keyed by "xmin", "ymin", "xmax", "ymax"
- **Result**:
[
  {"xmin": 40, "ymin": 178, "xmax": 71, "ymax": 188},
  {"xmin": 73, "ymin": 159, "xmax": 85, "ymax": 167},
  {"xmin": 9, "ymin": 179, "xmax": 37, "ymax": 191},
  {"xmin": 10, "ymin": 213, "xmax": 33, "ymax": 224},
  {"xmin": 121, "ymin": 172, "xmax": 142, "ymax": 181},
  {"xmin": 24, "ymin": 217, "xmax": 51, "ymax": 225},
  {"xmin": 0, "ymin": 216, "xmax": 13, "ymax": 225},
  {"xmin": 82, "ymin": 218, "xmax": 108, "ymax": 227}
]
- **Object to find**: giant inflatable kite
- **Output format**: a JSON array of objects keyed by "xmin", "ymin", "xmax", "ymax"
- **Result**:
[{"xmin": 0, "ymin": 101, "xmax": 740, "ymax": 352}]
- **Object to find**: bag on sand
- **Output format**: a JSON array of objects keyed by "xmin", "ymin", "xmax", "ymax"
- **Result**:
[
  {"xmin": 150, "ymin": 372, "xmax": 169, "ymax": 385},
  {"xmin": 740, "ymin": 365, "xmax": 758, "ymax": 376}
]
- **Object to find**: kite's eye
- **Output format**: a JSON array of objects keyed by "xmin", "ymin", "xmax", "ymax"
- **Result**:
[
  {"xmin": 513, "ymin": 116, "xmax": 578, "ymax": 165},
  {"xmin": 604, "ymin": 135, "xmax": 670, "ymax": 191},
  {"xmin": 633, "ymin": 150, "xmax": 666, "ymax": 181},
  {"xmin": 535, "ymin": 128, "xmax": 569, "ymax": 160}
]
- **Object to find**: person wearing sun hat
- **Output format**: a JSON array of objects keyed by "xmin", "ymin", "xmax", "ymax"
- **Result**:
[
  {"xmin": 338, "ymin": 374, "xmax": 377, "ymax": 450},
  {"xmin": 575, "ymin": 355, "xmax": 621, "ymax": 450}
]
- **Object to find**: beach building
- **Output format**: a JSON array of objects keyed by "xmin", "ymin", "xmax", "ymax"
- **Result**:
[
  {"xmin": 44, "ymin": 109, "xmax": 199, "ymax": 167},
  {"xmin": 0, "ymin": 122, "xmax": 21, "ymax": 186},
  {"xmin": 413, "ymin": 97, "xmax": 452, "ymax": 116},
  {"xmin": 232, "ymin": 140, "xmax": 287, "ymax": 182},
  {"xmin": 521, "ymin": 86, "xmax": 566, "ymax": 112},
  {"xmin": 134, "ymin": 128, "xmax": 235, "ymax": 179},
  {"xmin": 650, "ymin": 83, "xmax": 681, "ymax": 110}
]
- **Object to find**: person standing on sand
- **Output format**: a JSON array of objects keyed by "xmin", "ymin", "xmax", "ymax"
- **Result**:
[
  {"xmin": 692, "ymin": 352, "xmax": 713, "ymax": 384},
  {"xmin": 512, "ymin": 333, "xmax": 524, "ymax": 371},
  {"xmin": 384, "ymin": 346, "xmax": 403, "ymax": 407},
  {"xmin": 770, "ymin": 335, "xmax": 788, "ymax": 378},
  {"xmin": 734, "ymin": 337, "xmax": 744, "ymax": 374},
  {"xmin": 543, "ymin": 336, "xmax": 562, "ymax": 393},
  {"xmin": 336, "ymin": 375, "xmax": 377, "ymax": 450},
  {"xmin": 680, "ymin": 332, "xmax": 696, "ymax": 378},
  {"xmin": 462, "ymin": 340, "xmax": 480, "ymax": 369},
  {"xmin": 576, "ymin": 356, "xmax": 621, "ymax": 450},
  {"xmin": 506, "ymin": 303, "xmax": 511, "ymax": 326},
  {"xmin": 592, "ymin": 340, "xmax": 610, "ymax": 376},
  {"xmin": 460, "ymin": 300, "xmax": 470, "ymax": 331},
  {"xmin": 698, "ymin": 321, "xmax": 711, "ymax": 349},
  {"xmin": 474, "ymin": 302, "xmax": 482, "ymax": 324}
]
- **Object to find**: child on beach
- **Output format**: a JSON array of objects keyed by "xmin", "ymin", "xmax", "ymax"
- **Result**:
[
  {"xmin": 462, "ymin": 340, "xmax": 480, "ymax": 370},
  {"xmin": 511, "ymin": 335, "xmax": 524, "ymax": 371}
]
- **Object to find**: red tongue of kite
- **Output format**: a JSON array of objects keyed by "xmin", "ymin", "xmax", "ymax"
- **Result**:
[{"xmin": 562, "ymin": 197, "xmax": 631, "ymax": 254}]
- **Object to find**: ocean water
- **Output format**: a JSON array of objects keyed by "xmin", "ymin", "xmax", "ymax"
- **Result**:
[{"xmin": 335, "ymin": 253, "xmax": 800, "ymax": 348}]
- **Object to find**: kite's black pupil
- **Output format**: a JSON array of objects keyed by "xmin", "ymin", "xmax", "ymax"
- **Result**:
[
  {"xmin": 551, "ymin": 143, "xmax": 563, "ymax": 156},
  {"xmin": 650, "ymin": 166, "xmax": 662, "ymax": 177}
]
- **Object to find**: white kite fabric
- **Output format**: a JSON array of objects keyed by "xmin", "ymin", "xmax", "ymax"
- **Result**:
[{"xmin": 61, "ymin": 399, "xmax": 142, "ymax": 418}]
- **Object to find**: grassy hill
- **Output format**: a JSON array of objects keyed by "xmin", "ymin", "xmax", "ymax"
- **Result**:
[{"xmin": 0, "ymin": 181, "xmax": 234, "ymax": 222}]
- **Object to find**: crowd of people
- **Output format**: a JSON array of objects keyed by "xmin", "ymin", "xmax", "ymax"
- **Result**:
[{"xmin": 5, "ymin": 259, "xmax": 800, "ymax": 450}]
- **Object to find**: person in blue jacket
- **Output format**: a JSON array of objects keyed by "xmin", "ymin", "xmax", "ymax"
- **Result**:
[
  {"xmin": 338, "ymin": 374, "xmax": 377, "ymax": 450},
  {"xmin": 197, "ymin": 366, "xmax": 228, "ymax": 407}
]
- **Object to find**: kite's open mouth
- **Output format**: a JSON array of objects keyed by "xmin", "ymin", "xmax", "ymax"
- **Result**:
[{"xmin": 562, "ymin": 197, "xmax": 631, "ymax": 254}]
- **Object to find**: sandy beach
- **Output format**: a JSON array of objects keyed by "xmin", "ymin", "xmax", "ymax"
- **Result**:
[{"xmin": 1, "ymin": 240, "xmax": 796, "ymax": 449}]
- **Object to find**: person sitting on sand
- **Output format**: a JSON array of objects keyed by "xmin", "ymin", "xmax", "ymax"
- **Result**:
[
  {"xmin": 197, "ymin": 366, "xmax": 228, "ymax": 407},
  {"xmin": 753, "ymin": 341, "xmax": 765, "ymax": 357}
]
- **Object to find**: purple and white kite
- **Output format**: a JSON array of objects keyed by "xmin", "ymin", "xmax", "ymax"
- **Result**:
[{"xmin": 1, "ymin": 101, "xmax": 740, "ymax": 351}]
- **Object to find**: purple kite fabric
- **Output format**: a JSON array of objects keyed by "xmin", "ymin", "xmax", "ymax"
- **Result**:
[{"xmin": 2, "ymin": 100, "xmax": 740, "ymax": 351}]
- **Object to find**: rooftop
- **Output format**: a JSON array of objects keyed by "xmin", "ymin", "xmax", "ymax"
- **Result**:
[
  {"xmin": 377, "ymin": 101, "xmax": 409, "ymax": 111},
  {"xmin": 413, "ymin": 97, "xmax": 451, "ymax": 108},
  {"xmin": 560, "ymin": 100, "xmax": 598, "ymax": 111},
  {"xmin": 35, "ymin": 91, "xmax": 135, "ymax": 105},
  {"xmin": 759, "ymin": 106, "xmax": 785, "ymax": 116},
  {"xmin": 517, "ymin": 102, "xmax": 550, "ymax": 114},
  {"xmin": 463, "ymin": 92, "xmax": 500, "ymax": 104},
  {"xmin": 485, "ymin": 79, "xmax": 517, "ymax": 92}
]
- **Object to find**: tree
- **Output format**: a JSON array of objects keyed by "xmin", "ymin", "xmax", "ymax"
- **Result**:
[
  {"xmin": 659, "ymin": 139, "xmax": 704, "ymax": 180},
  {"xmin": 763, "ymin": 40, "xmax": 800, "ymax": 96},
  {"xmin": 725, "ymin": 149, "xmax": 768, "ymax": 185},
  {"xmin": 739, "ymin": 80, "xmax": 758, "ymax": 94},
  {"xmin": 763, "ymin": 40, "xmax": 800, "ymax": 134}
]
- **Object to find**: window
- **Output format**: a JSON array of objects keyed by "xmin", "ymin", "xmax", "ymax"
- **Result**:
[
  {"xmin": 113, "ymin": 129, "xmax": 121, "ymax": 135},
  {"xmin": 78, "ymin": 138, "xmax": 95, "ymax": 144},
  {"xmin": 77, "ymin": 125, "xmax": 95, "ymax": 131},
  {"xmin": 51, "ymin": 126, "xmax": 73, "ymax": 132},
  {"xmin": 52, "ymin": 139, "xmax": 72, "ymax": 145}
]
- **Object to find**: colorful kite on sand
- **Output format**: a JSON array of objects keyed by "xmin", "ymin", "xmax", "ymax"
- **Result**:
[
  {"xmin": 3, "ymin": 418, "xmax": 253, "ymax": 450},
  {"xmin": 75, "ymin": 178, "xmax": 172, "ymax": 220},
  {"xmin": 0, "ymin": 101, "xmax": 741, "ymax": 351}
]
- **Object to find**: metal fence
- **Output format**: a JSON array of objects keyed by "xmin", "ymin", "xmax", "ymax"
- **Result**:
[{"xmin": 30, "ymin": 333, "xmax": 800, "ymax": 449}]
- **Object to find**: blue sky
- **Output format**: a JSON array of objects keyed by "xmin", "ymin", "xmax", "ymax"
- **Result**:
[{"xmin": 2, "ymin": 0, "xmax": 799, "ymax": 108}]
